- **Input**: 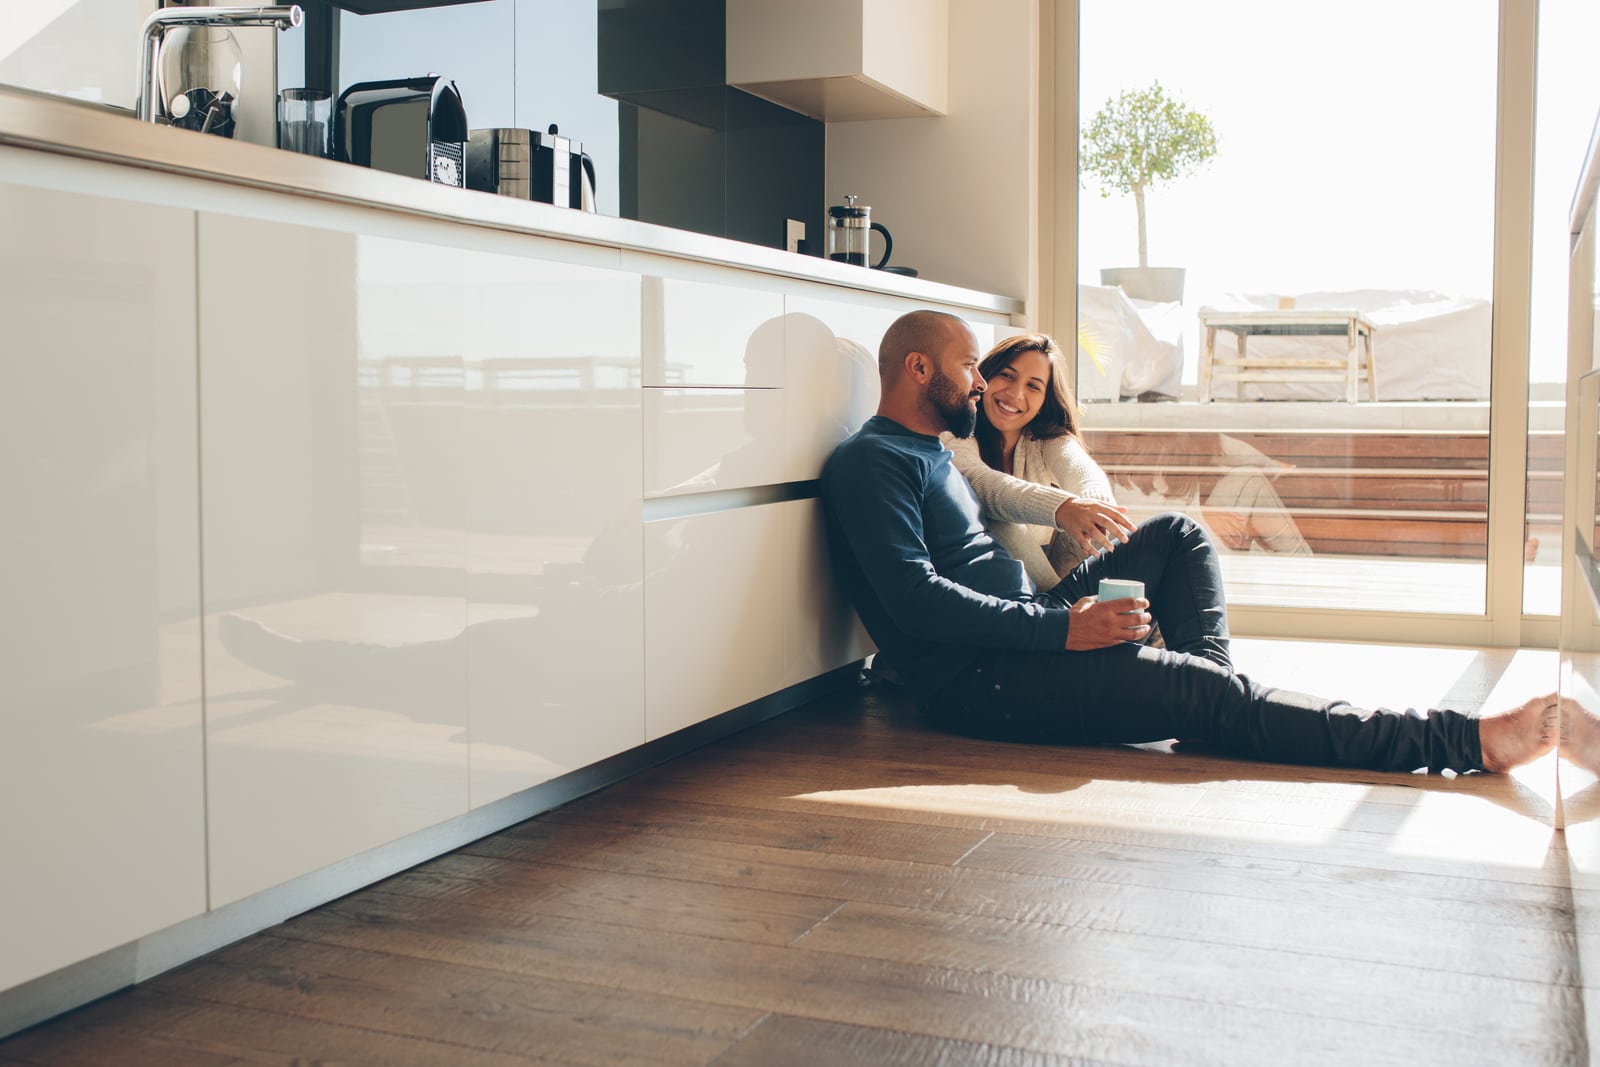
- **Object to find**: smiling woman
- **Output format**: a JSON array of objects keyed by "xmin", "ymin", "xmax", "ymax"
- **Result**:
[{"xmin": 941, "ymin": 333, "xmax": 1126, "ymax": 590}]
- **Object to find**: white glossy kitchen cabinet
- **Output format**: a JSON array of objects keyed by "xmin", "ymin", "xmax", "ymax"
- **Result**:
[
  {"xmin": 456, "ymin": 231, "xmax": 646, "ymax": 808},
  {"xmin": 642, "ymin": 497, "xmax": 874, "ymax": 740},
  {"xmin": 198, "ymin": 212, "xmax": 471, "ymax": 907},
  {"xmin": 0, "ymin": 182, "xmax": 207, "ymax": 989},
  {"xmin": 780, "ymin": 292, "xmax": 892, "ymax": 482},
  {"xmin": 643, "ymin": 386, "xmax": 789, "ymax": 496},
  {"xmin": 630, "ymin": 254, "xmax": 788, "ymax": 387},
  {"xmin": 643, "ymin": 503, "xmax": 792, "ymax": 739},
  {"xmin": 778, "ymin": 498, "xmax": 875, "ymax": 686},
  {"xmin": 644, "ymin": 289, "xmax": 901, "ymax": 496}
]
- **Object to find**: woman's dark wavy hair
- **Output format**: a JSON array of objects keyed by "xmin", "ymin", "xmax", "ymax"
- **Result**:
[{"xmin": 974, "ymin": 333, "xmax": 1083, "ymax": 472}]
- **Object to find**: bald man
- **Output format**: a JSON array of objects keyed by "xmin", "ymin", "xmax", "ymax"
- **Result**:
[{"xmin": 820, "ymin": 309, "xmax": 1555, "ymax": 774}]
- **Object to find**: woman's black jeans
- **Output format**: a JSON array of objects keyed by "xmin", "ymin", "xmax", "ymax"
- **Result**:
[{"xmin": 926, "ymin": 513, "xmax": 1482, "ymax": 774}]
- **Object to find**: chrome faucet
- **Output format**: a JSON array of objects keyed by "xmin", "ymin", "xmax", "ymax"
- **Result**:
[{"xmin": 137, "ymin": 5, "xmax": 304, "ymax": 123}]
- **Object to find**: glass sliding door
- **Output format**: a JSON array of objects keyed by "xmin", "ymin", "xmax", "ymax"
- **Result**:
[
  {"xmin": 1525, "ymin": 0, "xmax": 1600, "ymax": 617},
  {"xmin": 1076, "ymin": 0, "xmax": 1499, "ymax": 616}
]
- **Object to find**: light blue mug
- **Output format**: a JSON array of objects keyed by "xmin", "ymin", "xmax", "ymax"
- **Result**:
[{"xmin": 1097, "ymin": 578, "xmax": 1145, "ymax": 607}]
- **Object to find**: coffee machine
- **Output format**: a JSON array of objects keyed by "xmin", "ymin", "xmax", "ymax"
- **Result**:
[{"xmin": 334, "ymin": 75, "xmax": 468, "ymax": 187}]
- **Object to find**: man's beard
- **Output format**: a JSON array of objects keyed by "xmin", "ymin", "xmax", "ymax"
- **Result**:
[{"xmin": 930, "ymin": 366, "xmax": 979, "ymax": 438}]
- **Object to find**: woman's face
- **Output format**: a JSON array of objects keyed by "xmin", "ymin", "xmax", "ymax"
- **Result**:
[{"xmin": 982, "ymin": 348, "xmax": 1052, "ymax": 439}]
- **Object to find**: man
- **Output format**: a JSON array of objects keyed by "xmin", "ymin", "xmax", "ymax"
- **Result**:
[{"xmin": 821, "ymin": 309, "xmax": 1554, "ymax": 774}]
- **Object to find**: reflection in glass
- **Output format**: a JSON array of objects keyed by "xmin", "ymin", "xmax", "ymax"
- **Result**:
[
  {"xmin": 1560, "ymin": 87, "xmax": 1600, "ymax": 1059},
  {"xmin": 1526, "ymin": 1, "xmax": 1600, "ymax": 616},
  {"xmin": 159, "ymin": 26, "xmax": 242, "ymax": 137}
]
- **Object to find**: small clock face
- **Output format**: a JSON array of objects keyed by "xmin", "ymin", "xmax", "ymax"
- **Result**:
[{"xmin": 432, "ymin": 154, "xmax": 459, "ymax": 186}]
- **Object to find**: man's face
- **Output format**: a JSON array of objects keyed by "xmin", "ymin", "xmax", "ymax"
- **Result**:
[{"xmin": 926, "ymin": 325, "xmax": 985, "ymax": 438}]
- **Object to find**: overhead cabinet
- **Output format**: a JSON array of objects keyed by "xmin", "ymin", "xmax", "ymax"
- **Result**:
[{"xmin": 726, "ymin": 0, "xmax": 948, "ymax": 122}]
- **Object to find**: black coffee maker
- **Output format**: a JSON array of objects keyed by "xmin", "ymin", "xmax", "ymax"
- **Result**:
[{"xmin": 334, "ymin": 75, "xmax": 468, "ymax": 187}]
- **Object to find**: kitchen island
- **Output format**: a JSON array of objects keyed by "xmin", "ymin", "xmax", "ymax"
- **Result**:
[{"xmin": 0, "ymin": 86, "xmax": 1021, "ymax": 1037}]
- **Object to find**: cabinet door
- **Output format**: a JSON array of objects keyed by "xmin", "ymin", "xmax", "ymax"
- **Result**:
[
  {"xmin": 643, "ymin": 386, "xmax": 788, "ymax": 496},
  {"xmin": 198, "ymin": 212, "xmax": 470, "ymax": 907},
  {"xmin": 780, "ymin": 292, "xmax": 893, "ymax": 483},
  {"xmin": 457, "ymin": 232, "xmax": 646, "ymax": 808},
  {"xmin": 643, "ymin": 504, "xmax": 790, "ymax": 740},
  {"xmin": 629, "ymin": 254, "xmax": 787, "ymax": 387},
  {"xmin": 782, "ymin": 291, "xmax": 1002, "ymax": 482},
  {"xmin": 642, "ymin": 499, "xmax": 872, "ymax": 739},
  {"xmin": 779, "ymin": 498, "xmax": 874, "ymax": 688},
  {"xmin": 0, "ymin": 182, "xmax": 206, "ymax": 989}
]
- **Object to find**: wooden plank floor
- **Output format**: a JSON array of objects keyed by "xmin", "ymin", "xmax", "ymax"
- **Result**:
[{"xmin": 0, "ymin": 641, "xmax": 1584, "ymax": 1066}]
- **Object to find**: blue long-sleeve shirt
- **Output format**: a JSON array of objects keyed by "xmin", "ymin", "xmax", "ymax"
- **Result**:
[{"xmin": 820, "ymin": 415, "xmax": 1074, "ymax": 691}]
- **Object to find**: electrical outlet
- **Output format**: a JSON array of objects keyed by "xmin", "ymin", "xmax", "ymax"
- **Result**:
[{"xmin": 785, "ymin": 218, "xmax": 806, "ymax": 254}]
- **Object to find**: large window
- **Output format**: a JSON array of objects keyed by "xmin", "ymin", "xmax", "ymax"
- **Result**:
[{"xmin": 1076, "ymin": 0, "xmax": 1501, "ymax": 616}]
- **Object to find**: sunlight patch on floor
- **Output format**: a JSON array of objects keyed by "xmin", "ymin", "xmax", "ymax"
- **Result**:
[
  {"xmin": 1384, "ymin": 787, "xmax": 1559, "ymax": 867},
  {"xmin": 789, "ymin": 780, "xmax": 1370, "ymax": 845}
]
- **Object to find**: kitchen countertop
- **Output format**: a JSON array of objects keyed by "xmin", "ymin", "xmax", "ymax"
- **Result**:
[{"xmin": 0, "ymin": 86, "xmax": 1022, "ymax": 318}]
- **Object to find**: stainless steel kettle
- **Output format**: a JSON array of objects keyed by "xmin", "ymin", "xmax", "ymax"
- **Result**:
[{"xmin": 828, "ymin": 195, "xmax": 892, "ymax": 269}]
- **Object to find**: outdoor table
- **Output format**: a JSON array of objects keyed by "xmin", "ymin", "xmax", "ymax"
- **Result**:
[{"xmin": 1197, "ymin": 308, "xmax": 1378, "ymax": 403}]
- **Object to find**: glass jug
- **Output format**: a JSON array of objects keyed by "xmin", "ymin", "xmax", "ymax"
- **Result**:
[{"xmin": 828, "ymin": 195, "xmax": 893, "ymax": 269}]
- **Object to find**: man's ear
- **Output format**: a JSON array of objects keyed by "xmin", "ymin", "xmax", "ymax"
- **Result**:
[{"xmin": 905, "ymin": 350, "xmax": 930, "ymax": 383}]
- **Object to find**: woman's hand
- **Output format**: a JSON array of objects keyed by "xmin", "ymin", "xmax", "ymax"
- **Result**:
[
  {"xmin": 1053, "ymin": 498, "xmax": 1137, "ymax": 555},
  {"xmin": 1064, "ymin": 595, "xmax": 1152, "ymax": 650},
  {"xmin": 1201, "ymin": 508, "xmax": 1252, "ymax": 551}
]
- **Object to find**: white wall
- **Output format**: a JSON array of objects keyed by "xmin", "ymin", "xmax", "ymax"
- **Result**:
[{"xmin": 825, "ymin": 0, "xmax": 1037, "ymax": 304}]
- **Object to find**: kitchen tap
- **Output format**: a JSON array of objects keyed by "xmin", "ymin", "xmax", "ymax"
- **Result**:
[{"xmin": 137, "ymin": 5, "xmax": 303, "ymax": 123}]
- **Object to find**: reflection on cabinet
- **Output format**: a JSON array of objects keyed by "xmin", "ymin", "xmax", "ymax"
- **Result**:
[
  {"xmin": 634, "ymin": 257, "xmax": 787, "ymax": 387},
  {"xmin": 198, "ymin": 214, "xmax": 471, "ymax": 908},
  {"xmin": 779, "ymin": 498, "xmax": 874, "ymax": 687},
  {"xmin": 643, "ymin": 387, "xmax": 788, "ymax": 496},
  {"xmin": 642, "ymin": 498, "xmax": 873, "ymax": 741},
  {"xmin": 0, "ymin": 184, "xmax": 206, "ymax": 989},
  {"xmin": 643, "ymin": 502, "xmax": 793, "ymax": 740},
  {"xmin": 781, "ymin": 293, "xmax": 891, "ymax": 482},
  {"xmin": 459, "ymin": 233, "xmax": 646, "ymax": 808}
]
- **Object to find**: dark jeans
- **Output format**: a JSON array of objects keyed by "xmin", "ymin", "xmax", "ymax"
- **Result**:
[{"xmin": 927, "ymin": 513, "xmax": 1482, "ymax": 773}]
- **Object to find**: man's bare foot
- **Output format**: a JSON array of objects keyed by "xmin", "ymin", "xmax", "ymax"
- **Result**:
[
  {"xmin": 1559, "ymin": 695, "xmax": 1600, "ymax": 774},
  {"xmin": 1479, "ymin": 693, "xmax": 1559, "ymax": 773}
]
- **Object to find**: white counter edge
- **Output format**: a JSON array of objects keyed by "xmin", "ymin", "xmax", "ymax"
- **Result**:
[{"xmin": 0, "ymin": 87, "xmax": 1023, "ymax": 319}]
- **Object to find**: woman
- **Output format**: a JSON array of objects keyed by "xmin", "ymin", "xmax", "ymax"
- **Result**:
[{"xmin": 940, "ymin": 333, "xmax": 1131, "ymax": 590}]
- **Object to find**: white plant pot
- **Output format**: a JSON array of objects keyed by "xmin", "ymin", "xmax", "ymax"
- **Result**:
[{"xmin": 1099, "ymin": 267, "xmax": 1186, "ymax": 303}]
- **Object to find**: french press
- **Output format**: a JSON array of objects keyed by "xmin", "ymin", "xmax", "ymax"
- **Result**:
[{"xmin": 827, "ymin": 194, "xmax": 893, "ymax": 269}]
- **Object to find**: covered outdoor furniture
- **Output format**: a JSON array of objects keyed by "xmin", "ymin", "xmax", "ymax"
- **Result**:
[{"xmin": 1198, "ymin": 307, "xmax": 1377, "ymax": 403}]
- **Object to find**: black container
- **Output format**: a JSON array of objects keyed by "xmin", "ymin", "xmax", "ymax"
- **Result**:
[
  {"xmin": 466, "ymin": 127, "xmax": 532, "ymax": 198},
  {"xmin": 334, "ymin": 75, "xmax": 469, "ymax": 187},
  {"xmin": 467, "ymin": 125, "xmax": 596, "ymax": 210},
  {"xmin": 531, "ymin": 125, "xmax": 596, "ymax": 210}
]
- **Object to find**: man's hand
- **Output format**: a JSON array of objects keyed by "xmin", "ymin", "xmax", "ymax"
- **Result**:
[
  {"xmin": 1064, "ymin": 595, "xmax": 1152, "ymax": 651},
  {"xmin": 1053, "ymin": 498, "xmax": 1137, "ymax": 555}
]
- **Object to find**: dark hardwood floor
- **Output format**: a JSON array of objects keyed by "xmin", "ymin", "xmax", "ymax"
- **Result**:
[{"xmin": 0, "ymin": 657, "xmax": 1582, "ymax": 1066}]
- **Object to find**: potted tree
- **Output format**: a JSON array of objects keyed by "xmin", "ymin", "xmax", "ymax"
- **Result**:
[{"xmin": 1081, "ymin": 81, "xmax": 1217, "ymax": 303}]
